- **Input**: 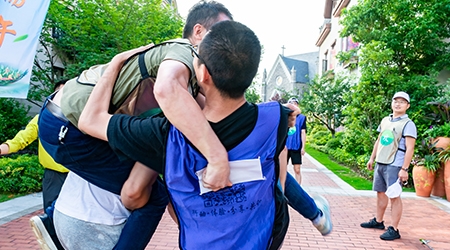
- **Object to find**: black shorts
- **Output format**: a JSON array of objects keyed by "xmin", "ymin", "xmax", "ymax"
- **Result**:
[{"xmin": 287, "ymin": 149, "xmax": 302, "ymax": 165}]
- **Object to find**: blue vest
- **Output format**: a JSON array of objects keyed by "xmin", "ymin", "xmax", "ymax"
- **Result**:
[
  {"xmin": 286, "ymin": 114, "xmax": 305, "ymax": 150},
  {"xmin": 165, "ymin": 102, "xmax": 281, "ymax": 249}
]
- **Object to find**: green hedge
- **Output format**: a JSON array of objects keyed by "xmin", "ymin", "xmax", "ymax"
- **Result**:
[{"xmin": 0, "ymin": 154, "xmax": 43, "ymax": 193}]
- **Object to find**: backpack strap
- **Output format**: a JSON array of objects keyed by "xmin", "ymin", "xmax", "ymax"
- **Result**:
[
  {"xmin": 136, "ymin": 39, "xmax": 193, "ymax": 80},
  {"xmin": 138, "ymin": 53, "xmax": 150, "ymax": 79}
]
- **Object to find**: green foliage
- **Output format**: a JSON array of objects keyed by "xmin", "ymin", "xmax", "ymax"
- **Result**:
[
  {"xmin": 425, "ymin": 122, "xmax": 450, "ymax": 138},
  {"xmin": 0, "ymin": 155, "xmax": 43, "ymax": 193},
  {"xmin": 305, "ymin": 145, "xmax": 373, "ymax": 190},
  {"xmin": 341, "ymin": 0, "xmax": 450, "ymax": 76},
  {"xmin": 31, "ymin": 0, "xmax": 184, "ymax": 103},
  {"xmin": 310, "ymin": 131, "xmax": 331, "ymax": 146},
  {"xmin": 300, "ymin": 74, "xmax": 350, "ymax": 137},
  {"xmin": 438, "ymin": 146, "xmax": 450, "ymax": 163},
  {"xmin": 412, "ymin": 137, "xmax": 440, "ymax": 172},
  {"xmin": 245, "ymin": 84, "xmax": 261, "ymax": 103},
  {"xmin": 326, "ymin": 137, "xmax": 342, "ymax": 150},
  {"xmin": 0, "ymin": 99, "xmax": 31, "ymax": 144},
  {"xmin": 338, "ymin": 0, "xmax": 448, "ymax": 158}
]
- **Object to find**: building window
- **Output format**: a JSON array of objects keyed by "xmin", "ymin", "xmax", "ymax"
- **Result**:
[
  {"xmin": 323, "ymin": 50, "xmax": 328, "ymax": 72},
  {"xmin": 53, "ymin": 66, "xmax": 64, "ymax": 78},
  {"xmin": 330, "ymin": 40, "xmax": 336, "ymax": 70}
]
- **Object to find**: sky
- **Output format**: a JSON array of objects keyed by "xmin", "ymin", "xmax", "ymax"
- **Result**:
[{"xmin": 176, "ymin": 0, "xmax": 324, "ymax": 82}]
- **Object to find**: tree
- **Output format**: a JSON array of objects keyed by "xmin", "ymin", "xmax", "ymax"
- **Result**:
[
  {"xmin": 30, "ymin": 0, "xmax": 183, "ymax": 103},
  {"xmin": 341, "ymin": 0, "xmax": 450, "ymax": 76},
  {"xmin": 300, "ymin": 73, "xmax": 350, "ymax": 137},
  {"xmin": 245, "ymin": 84, "xmax": 261, "ymax": 103},
  {"xmin": 339, "ymin": 0, "xmax": 448, "ymax": 152}
]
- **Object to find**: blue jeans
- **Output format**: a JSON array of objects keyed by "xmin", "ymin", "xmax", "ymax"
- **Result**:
[
  {"xmin": 38, "ymin": 102, "xmax": 168, "ymax": 250},
  {"xmin": 284, "ymin": 173, "xmax": 319, "ymax": 220}
]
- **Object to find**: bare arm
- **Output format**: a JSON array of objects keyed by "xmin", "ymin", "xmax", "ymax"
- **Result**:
[
  {"xmin": 0, "ymin": 144, "xmax": 10, "ymax": 155},
  {"xmin": 278, "ymin": 146, "xmax": 288, "ymax": 192},
  {"xmin": 300, "ymin": 129, "xmax": 306, "ymax": 155},
  {"xmin": 153, "ymin": 60, "xmax": 231, "ymax": 191},
  {"xmin": 399, "ymin": 136, "xmax": 415, "ymax": 182},
  {"xmin": 283, "ymin": 103, "xmax": 301, "ymax": 127},
  {"xmin": 121, "ymin": 162, "xmax": 158, "ymax": 210},
  {"xmin": 367, "ymin": 135, "xmax": 381, "ymax": 170}
]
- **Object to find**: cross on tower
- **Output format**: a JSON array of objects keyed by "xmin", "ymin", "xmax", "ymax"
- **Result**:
[{"xmin": 281, "ymin": 45, "xmax": 286, "ymax": 56}]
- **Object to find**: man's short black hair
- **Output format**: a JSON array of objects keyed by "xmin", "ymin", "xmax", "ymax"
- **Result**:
[
  {"xmin": 54, "ymin": 79, "xmax": 68, "ymax": 91},
  {"xmin": 198, "ymin": 20, "xmax": 261, "ymax": 99},
  {"xmin": 182, "ymin": 1, "xmax": 233, "ymax": 39}
]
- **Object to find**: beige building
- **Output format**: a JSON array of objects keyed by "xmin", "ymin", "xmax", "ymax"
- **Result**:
[{"xmin": 316, "ymin": 0, "xmax": 358, "ymax": 77}]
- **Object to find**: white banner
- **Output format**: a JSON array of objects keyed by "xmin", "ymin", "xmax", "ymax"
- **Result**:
[{"xmin": 0, "ymin": 0, "xmax": 51, "ymax": 98}]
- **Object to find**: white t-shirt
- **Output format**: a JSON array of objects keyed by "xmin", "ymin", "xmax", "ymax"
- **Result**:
[{"xmin": 55, "ymin": 172, "xmax": 130, "ymax": 225}]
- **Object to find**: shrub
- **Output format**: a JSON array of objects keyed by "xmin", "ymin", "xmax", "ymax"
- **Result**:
[
  {"xmin": 0, "ymin": 154, "xmax": 43, "ymax": 193},
  {"xmin": 0, "ymin": 98, "xmax": 31, "ymax": 143},
  {"xmin": 326, "ymin": 137, "xmax": 342, "ymax": 150},
  {"xmin": 425, "ymin": 122, "xmax": 450, "ymax": 138},
  {"xmin": 311, "ymin": 131, "xmax": 331, "ymax": 146}
]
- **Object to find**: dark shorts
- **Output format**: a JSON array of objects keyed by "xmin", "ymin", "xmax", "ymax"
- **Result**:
[
  {"xmin": 42, "ymin": 169, "xmax": 68, "ymax": 208},
  {"xmin": 373, "ymin": 163, "xmax": 401, "ymax": 192},
  {"xmin": 287, "ymin": 149, "xmax": 302, "ymax": 165}
]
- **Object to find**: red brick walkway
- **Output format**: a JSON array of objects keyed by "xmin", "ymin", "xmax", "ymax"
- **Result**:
[{"xmin": 1, "ymin": 155, "xmax": 449, "ymax": 249}]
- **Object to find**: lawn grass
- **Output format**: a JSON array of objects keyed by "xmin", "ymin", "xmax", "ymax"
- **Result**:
[
  {"xmin": 305, "ymin": 145, "xmax": 374, "ymax": 190},
  {"xmin": 305, "ymin": 145, "xmax": 416, "ymax": 192},
  {"xmin": 0, "ymin": 193, "xmax": 20, "ymax": 203}
]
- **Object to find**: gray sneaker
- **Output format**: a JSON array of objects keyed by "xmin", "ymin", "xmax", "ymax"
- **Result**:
[
  {"xmin": 380, "ymin": 226, "xmax": 401, "ymax": 240},
  {"xmin": 30, "ymin": 214, "xmax": 58, "ymax": 250},
  {"xmin": 312, "ymin": 195, "xmax": 333, "ymax": 236},
  {"xmin": 360, "ymin": 217, "xmax": 385, "ymax": 229}
]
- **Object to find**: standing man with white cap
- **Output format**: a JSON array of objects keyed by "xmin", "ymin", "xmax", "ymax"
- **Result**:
[{"xmin": 360, "ymin": 91, "xmax": 417, "ymax": 240}]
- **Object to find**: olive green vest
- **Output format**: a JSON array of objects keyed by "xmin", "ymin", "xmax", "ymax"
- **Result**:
[
  {"xmin": 60, "ymin": 39, "xmax": 196, "ymax": 128},
  {"xmin": 375, "ymin": 116, "xmax": 411, "ymax": 164}
]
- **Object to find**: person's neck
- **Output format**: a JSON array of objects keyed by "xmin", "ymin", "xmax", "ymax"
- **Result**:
[
  {"xmin": 203, "ymin": 92, "xmax": 246, "ymax": 123},
  {"xmin": 392, "ymin": 112, "xmax": 406, "ymax": 119}
]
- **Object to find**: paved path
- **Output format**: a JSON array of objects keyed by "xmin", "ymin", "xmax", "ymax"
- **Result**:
[{"xmin": 1, "ymin": 154, "xmax": 449, "ymax": 249}]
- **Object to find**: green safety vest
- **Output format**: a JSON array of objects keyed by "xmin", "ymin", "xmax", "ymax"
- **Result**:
[{"xmin": 375, "ymin": 116, "xmax": 410, "ymax": 164}]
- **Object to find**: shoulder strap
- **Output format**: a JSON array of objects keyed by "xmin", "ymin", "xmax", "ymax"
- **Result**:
[{"xmin": 136, "ymin": 39, "xmax": 193, "ymax": 79}]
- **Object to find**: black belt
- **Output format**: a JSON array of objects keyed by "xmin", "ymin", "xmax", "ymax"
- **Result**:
[{"xmin": 45, "ymin": 99, "xmax": 69, "ymax": 123}]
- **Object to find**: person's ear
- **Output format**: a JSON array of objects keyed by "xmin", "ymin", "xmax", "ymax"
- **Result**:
[
  {"xmin": 192, "ymin": 24, "xmax": 206, "ymax": 44},
  {"xmin": 197, "ymin": 64, "xmax": 211, "ymax": 85}
]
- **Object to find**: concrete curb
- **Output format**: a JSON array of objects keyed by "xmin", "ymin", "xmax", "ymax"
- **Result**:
[{"xmin": 0, "ymin": 192, "xmax": 42, "ymax": 226}]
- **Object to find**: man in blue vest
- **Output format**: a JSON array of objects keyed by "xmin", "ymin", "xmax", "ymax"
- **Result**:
[
  {"xmin": 79, "ymin": 20, "xmax": 291, "ymax": 249},
  {"xmin": 360, "ymin": 91, "xmax": 416, "ymax": 240},
  {"xmin": 286, "ymin": 97, "xmax": 307, "ymax": 184}
]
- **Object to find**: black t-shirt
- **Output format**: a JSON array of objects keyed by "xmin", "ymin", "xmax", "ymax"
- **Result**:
[
  {"xmin": 107, "ymin": 101, "xmax": 291, "ymax": 248},
  {"xmin": 107, "ymin": 102, "xmax": 291, "ymax": 173}
]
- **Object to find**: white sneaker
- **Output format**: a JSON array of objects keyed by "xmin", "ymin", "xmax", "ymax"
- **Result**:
[
  {"xmin": 311, "ymin": 195, "xmax": 333, "ymax": 236},
  {"xmin": 29, "ymin": 215, "xmax": 58, "ymax": 250}
]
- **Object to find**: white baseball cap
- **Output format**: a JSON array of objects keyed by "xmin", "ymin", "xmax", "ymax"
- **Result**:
[
  {"xmin": 288, "ymin": 97, "xmax": 299, "ymax": 104},
  {"xmin": 392, "ymin": 91, "xmax": 410, "ymax": 103}
]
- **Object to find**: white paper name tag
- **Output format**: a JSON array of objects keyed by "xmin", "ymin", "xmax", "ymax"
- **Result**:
[{"xmin": 195, "ymin": 157, "xmax": 265, "ymax": 195}]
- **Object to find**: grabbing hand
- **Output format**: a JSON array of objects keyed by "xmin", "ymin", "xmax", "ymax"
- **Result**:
[
  {"xmin": 202, "ymin": 161, "xmax": 232, "ymax": 192},
  {"xmin": 283, "ymin": 103, "xmax": 301, "ymax": 127},
  {"xmin": 112, "ymin": 43, "xmax": 154, "ymax": 66}
]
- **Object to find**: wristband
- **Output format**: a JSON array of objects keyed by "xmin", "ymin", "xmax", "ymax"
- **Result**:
[{"xmin": 401, "ymin": 167, "xmax": 408, "ymax": 171}]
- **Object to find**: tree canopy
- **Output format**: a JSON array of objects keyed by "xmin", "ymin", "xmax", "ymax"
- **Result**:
[
  {"xmin": 339, "ymin": 0, "xmax": 449, "ymax": 144},
  {"xmin": 31, "ymin": 0, "xmax": 183, "ymax": 102}
]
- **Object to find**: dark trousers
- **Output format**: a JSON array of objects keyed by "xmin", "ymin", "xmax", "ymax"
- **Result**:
[
  {"xmin": 284, "ymin": 173, "xmax": 319, "ymax": 220},
  {"xmin": 38, "ymin": 104, "xmax": 168, "ymax": 250},
  {"xmin": 42, "ymin": 169, "xmax": 67, "ymax": 209}
]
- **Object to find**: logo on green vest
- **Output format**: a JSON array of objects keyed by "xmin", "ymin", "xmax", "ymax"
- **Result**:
[
  {"xmin": 288, "ymin": 126, "xmax": 297, "ymax": 135},
  {"xmin": 380, "ymin": 130, "xmax": 395, "ymax": 146}
]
